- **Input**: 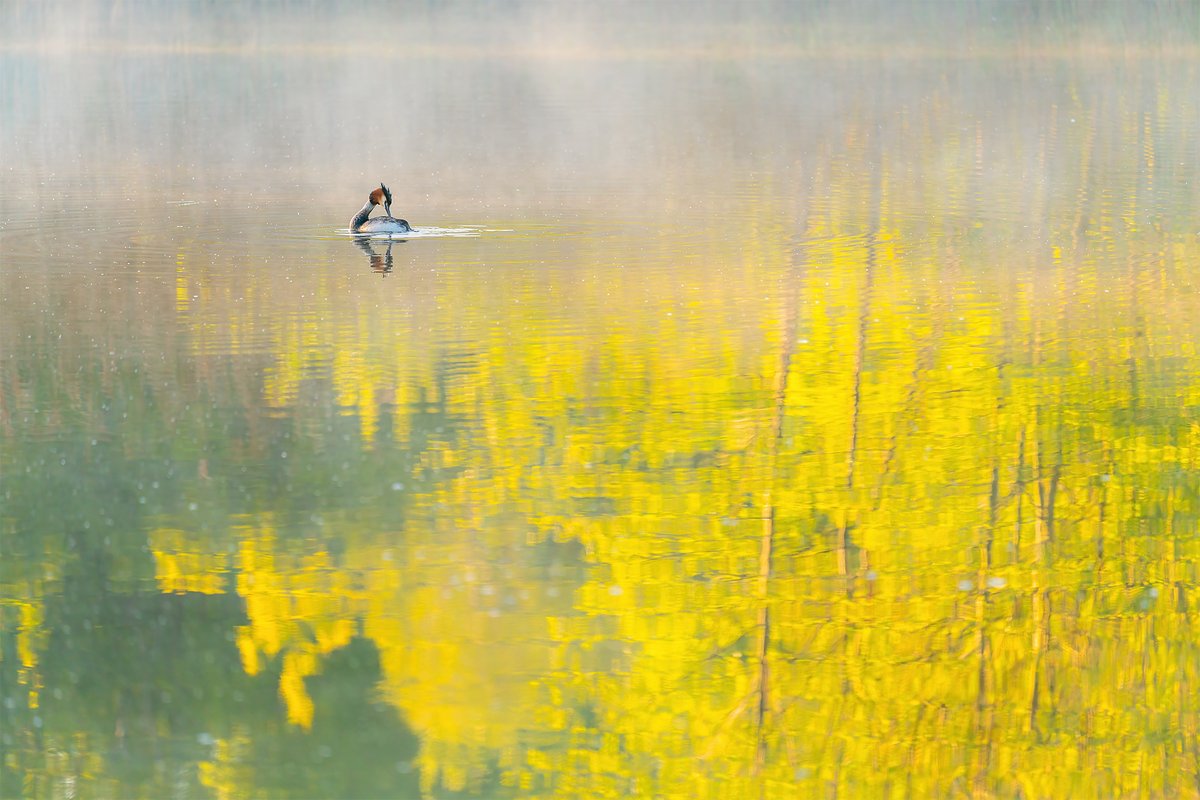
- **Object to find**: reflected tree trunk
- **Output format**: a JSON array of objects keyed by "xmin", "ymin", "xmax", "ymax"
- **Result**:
[
  {"xmin": 971, "ymin": 460, "xmax": 998, "ymax": 797},
  {"xmin": 752, "ymin": 204, "xmax": 807, "ymax": 780},
  {"xmin": 838, "ymin": 143, "xmax": 883, "ymax": 589}
]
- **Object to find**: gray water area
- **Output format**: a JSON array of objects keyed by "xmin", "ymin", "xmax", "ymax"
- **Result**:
[{"xmin": 4, "ymin": 3, "xmax": 1200, "ymax": 798}]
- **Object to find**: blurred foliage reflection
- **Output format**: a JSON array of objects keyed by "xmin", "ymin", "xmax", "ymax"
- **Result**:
[{"xmin": 5, "ymin": 18, "xmax": 1200, "ymax": 800}]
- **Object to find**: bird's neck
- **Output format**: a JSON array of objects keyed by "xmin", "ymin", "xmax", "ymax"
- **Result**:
[{"xmin": 349, "ymin": 201, "xmax": 374, "ymax": 232}]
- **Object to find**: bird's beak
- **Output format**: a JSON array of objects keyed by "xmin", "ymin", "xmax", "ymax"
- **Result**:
[{"xmin": 384, "ymin": 203, "xmax": 392, "ymax": 218}]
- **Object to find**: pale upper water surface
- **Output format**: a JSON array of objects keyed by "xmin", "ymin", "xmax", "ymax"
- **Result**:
[{"xmin": 3, "ymin": 3, "xmax": 1200, "ymax": 798}]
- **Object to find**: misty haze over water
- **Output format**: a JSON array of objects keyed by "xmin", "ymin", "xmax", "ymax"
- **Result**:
[
  {"xmin": 3, "ymin": 1, "xmax": 1197, "ymax": 213},
  {"xmin": 4, "ymin": 3, "xmax": 1200, "ymax": 799}
]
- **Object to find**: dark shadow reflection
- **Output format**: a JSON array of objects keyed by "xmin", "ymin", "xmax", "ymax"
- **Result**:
[
  {"xmin": 23, "ymin": 535, "xmax": 423, "ymax": 799},
  {"xmin": 354, "ymin": 237, "xmax": 405, "ymax": 277},
  {"xmin": 252, "ymin": 635, "xmax": 422, "ymax": 799}
]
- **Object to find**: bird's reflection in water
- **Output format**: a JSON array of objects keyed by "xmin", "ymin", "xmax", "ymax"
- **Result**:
[{"xmin": 354, "ymin": 237, "xmax": 406, "ymax": 276}]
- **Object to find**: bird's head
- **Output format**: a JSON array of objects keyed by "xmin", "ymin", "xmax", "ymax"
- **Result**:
[{"xmin": 379, "ymin": 182, "xmax": 394, "ymax": 218}]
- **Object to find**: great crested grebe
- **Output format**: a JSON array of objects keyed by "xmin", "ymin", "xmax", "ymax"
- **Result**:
[{"xmin": 349, "ymin": 183, "xmax": 412, "ymax": 234}]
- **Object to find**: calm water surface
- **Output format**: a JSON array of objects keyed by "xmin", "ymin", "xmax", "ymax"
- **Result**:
[{"xmin": 4, "ymin": 4, "xmax": 1200, "ymax": 798}]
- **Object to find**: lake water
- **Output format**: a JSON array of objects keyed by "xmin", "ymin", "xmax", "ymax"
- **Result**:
[{"xmin": 3, "ymin": 3, "xmax": 1200, "ymax": 798}]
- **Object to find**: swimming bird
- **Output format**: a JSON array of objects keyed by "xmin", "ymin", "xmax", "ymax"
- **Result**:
[{"xmin": 349, "ymin": 183, "xmax": 412, "ymax": 234}]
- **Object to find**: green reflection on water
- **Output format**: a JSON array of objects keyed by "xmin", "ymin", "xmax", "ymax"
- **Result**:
[{"xmin": 6, "ymin": 17, "xmax": 1200, "ymax": 800}]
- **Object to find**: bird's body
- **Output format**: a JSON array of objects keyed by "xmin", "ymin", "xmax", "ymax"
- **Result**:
[
  {"xmin": 353, "ymin": 213, "xmax": 412, "ymax": 234},
  {"xmin": 350, "ymin": 184, "xmax": 413, "ymax": 234}
]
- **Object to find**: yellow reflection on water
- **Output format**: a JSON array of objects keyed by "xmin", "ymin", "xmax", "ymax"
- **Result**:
[
  {"xmin": 5, "ymin": 43, "xmax": 1200, "ymax": 800},
  {"xmin": 150, "ymin": 132, "xmax": 1200, "ymax": 798}
]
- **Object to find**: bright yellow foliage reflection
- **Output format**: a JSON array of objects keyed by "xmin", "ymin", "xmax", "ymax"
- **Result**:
[
  {"xmin": 150, "ymin": 105, "xmax": 1200, "ymax": 797},
  {"xmin": 5, "ymin": 54, "xmax": 1200, "ymax": 800}
]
